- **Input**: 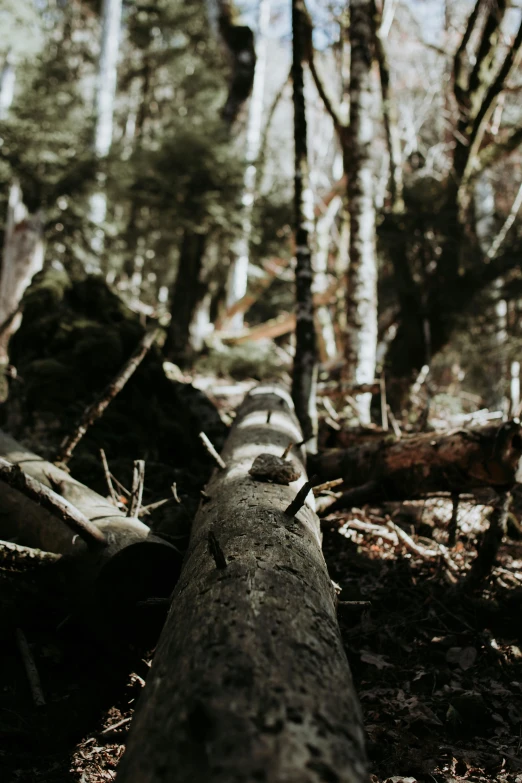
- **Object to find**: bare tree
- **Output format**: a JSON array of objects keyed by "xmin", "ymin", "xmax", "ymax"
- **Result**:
[{"xmin": 291, "ymin": 0, "xmax": 317, "ymax": 443}]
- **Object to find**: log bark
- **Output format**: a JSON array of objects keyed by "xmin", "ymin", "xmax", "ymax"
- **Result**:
[
  {"xmin": 117, "ymin": 385, "xmax": 367, "ymax": 783},
  {"xmin": 310, "ymin": 421, "xmax": 522, "ymax": 505}
]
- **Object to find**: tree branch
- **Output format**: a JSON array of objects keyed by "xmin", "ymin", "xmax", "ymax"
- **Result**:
[
  {"xmin": 453, "ymin": 0, "xmax": 482, "ymax": 109},
  {"xmin": 461, "ymin": 16, "xmax": 522, "ymax": 187},
  {"xmin": 307, "ymin": 45, "xmax": 344, "ymax": 135},
  {"xmin": 470, "ymin": 126, "xmax": 522, "ymax": 180}
]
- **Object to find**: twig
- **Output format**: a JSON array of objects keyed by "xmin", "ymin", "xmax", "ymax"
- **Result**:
[
  {"xmin": 338, "ymin": 518, "xmax": 397, "ymax": 543},
  {"xmin": 99, "ymin": 716, "xmax": 132, "ymax": 736},
  {"xmin": 266, "ymin": 410, "xmax": 272, "ymax": 424},
  {"xmin": 284, "ymin": 476, "xmax": 318, "ymax": 517},
  {"xmin": 386, "ymin": 404, "xmax": 402, "ymax": 438},
  {"xmin": 199, "ymin": 432, "xmax": 227, "ymax": 470},
  {"xmin": 139, "ymin": 497, "xmax": 172, "ymax": 515},
  {"xmin": 312, "ymin": 478, "xmax": 344, "ymax": 495},
  {"xmin": 321, "ymin": 395, "xmax": 339, "ymax": 421},
  {"xmin": 447, "ymin": 492, "xmax": 459, "ymax": 547},
  {"xmin": 320, "ymin": 480, "xmax": 379, "ymax": 514},
  {"xmin": 486, "ymin": 180, "xmax": 522, "ymax": 260},
  {"xmin": 128, "ymin": 460, "xmax": 145, "ymax": 517},
  {"xmin": 0, "ymin": 539, "xmax": 61, "ymax": 569},
  {"xmin": 338, "ymin": 600, "xmax": 372, "ymax": 607},
  {"xmin": 100, "ymin": 449, "xmax": 119, "ymax": 505},
  {"xmin": 16, "ymin": 628, "xmax": 45, "ymax": 707},
  {"xmin": 171, "ymin": 483, "xmax": 180, "ymax": 503},
  {"xmin": 281, "ymin": 442, "xmax": 294, "ymax": 460},
  {"xmin": 55, "ymin": 328, "xmax": 159, "ymax": 465},
  {"xmin": 208, "ymin": 531, "xmax": 227, "ymax": 569},
  {"xmin": 0, "ymin": 458, "xmax": 106, "ymax": 549},
  {"xmin": 387, "ymin": 520, "xmax": 440, "ymax": 559},
  {"xmin": 380, "ymin": 375, "xmax": 388, "ymax": 431},
  {"xmin": 110, "ymin": 472, "xmax": 131, "ymax": 498}
]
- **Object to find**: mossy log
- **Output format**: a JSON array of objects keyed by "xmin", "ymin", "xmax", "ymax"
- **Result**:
[
  {"xmin": 116, "ymin": 385, "xmax": 367, "ymax": 783},
  {"xmin": 310, "ymin": 421, "xmax": 522, "ymax": 507}
]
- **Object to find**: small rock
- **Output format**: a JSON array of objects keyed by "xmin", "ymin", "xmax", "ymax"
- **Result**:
[{"xmin": 249, "ymin": 454, "xmax": 301, "ymax": 485}]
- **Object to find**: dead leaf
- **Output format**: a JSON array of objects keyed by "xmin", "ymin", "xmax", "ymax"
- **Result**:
[
  {"xmin": 360, "ymin": 650, "xmax": 393, "ymax": 669},
  {"xmin": 446, "ymin": 646, "xmax": 477, "ymax": 670}
]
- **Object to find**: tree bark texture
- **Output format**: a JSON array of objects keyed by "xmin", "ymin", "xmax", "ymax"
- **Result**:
[
  {"xmin": 344, "ymin": 0, "xmax": 378, "ymax": 425},
  {"xmin": 116, "ymin": 385, "xmax": 367, "ymax": 783},
  {"xmin": 310, "ymin": 421, "xmax": 522, "ymax": 502},
  {"xmin": 291, "ymin": 0, "xmax": 317, "ymax": 444},
  {"xmin": 165, "ymin": 230, "xmax": 207, "ymax": 364},
  {"xmin": 0, "ymin": 181, "xmax": 45, "ymax": 359}
]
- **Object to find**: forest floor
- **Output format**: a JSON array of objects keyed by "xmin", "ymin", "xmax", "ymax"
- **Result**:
[{"xmin": 1, "ymin": 376, "xmax": 522, "ymax": 783}]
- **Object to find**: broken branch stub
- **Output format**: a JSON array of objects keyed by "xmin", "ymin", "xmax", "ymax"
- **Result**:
[{"xmin": 117, "ymin": 385, "xmax": 367, "ymax": 783}]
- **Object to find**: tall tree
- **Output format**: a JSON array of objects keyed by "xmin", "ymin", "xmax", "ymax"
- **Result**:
[
  {"xmin": 344, "ymin": 0, "xmax": 378, "ymax": 424},
  {"xmin": 225, "ymin": 0, "xmax": 270, "ymax": 332},
  {"xmin": 87, "ymin": 0, "xmax": 123, "ymax": 274},
  {"xmin": 291, "ymin": 0, "xmax": 317, "ymax": 443}
]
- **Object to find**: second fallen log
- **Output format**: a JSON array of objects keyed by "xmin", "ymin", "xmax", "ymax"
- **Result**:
[
  {"xmin": 116, "ymin": 385, "xmax": 367, "ymax": 783},
  {"xmin": 310, "ymin": 421, "xmax": 522, "ymax": 504},
  {"xmin": 0, "ymin": 430, "xmax": 181, "ymax": 633}
]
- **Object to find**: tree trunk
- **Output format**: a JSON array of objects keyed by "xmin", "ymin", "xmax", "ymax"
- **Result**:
[
  {"xmin": 164, "ymin": 230, "xmax": 207, "ymax": 365},
  {"xmin": 0, "ymin": 53, "xmax": 15, "ymax": 120},
  {"xmin": 291, "ymin": 0, "xmax": 317, "ymax": 445},
  {"xmin": 344, "ymin": 0, "xmax": 378, "ymax": 425},
  {"xmin": 0, "ymin": 182, "xmax": 45, "ymax": 360},
  {"xmin": 87, "ymin": 0, "xmax": 123, "ymax": 274},
  {"xmin": 372, "ymin": 0, "xmax": 403, "ymax": 211},
  {"xmin": 225, "ymin": 0, "xmax": 270, "ymax": 332},
  {"xmin": 310, "ymin": 421, "xmax": 522, "ymax": 503},
  {"xmin": 116, "ymin": 385, "xmax": 367, "ymax": 783}
]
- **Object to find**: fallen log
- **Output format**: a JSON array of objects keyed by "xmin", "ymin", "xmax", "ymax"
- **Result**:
[
  {"xmin": 117, "ymin": 385, "xmax": 367, "ymax": 783},
  {"xmin": 0, "ymin": 430, "xmax": 181, "ymax": 623},
  {"xmin": 310, "ymin": 421, "xmax": 522, "ymax": 509}
]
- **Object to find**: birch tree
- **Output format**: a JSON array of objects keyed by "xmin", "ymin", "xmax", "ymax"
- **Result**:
[
  {"xmin": 87, "ymin": 0, "xmax": 122, "ymax": 275},
  {"xmin": 225, "ymin": 0, "xmax": 270, "ymax": 332},
  {"xmin": 344, "ymin": 0, "xmax": 378, "ymax": 424}
]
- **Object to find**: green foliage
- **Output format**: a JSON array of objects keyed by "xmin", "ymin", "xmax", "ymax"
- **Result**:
[{"xmin": 195, "ymin": 340, "xmax": 290, "ymax": 382}]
